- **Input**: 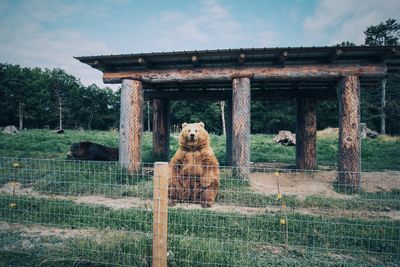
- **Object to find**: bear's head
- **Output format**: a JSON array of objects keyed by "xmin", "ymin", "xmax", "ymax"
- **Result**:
[{"xmin": 179, "ymin": 122, "xmax": 210, "ymax": 150}]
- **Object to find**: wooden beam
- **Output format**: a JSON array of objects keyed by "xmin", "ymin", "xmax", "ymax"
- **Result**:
[
  {"xmin": 103, "ymin": 64, "xmax": 387, "ymax": 84},
  {"xmin": 296, "ymin": 97, "xmax": 317, "ymax": 169},
  {"xmin": 153, "ymin": 99, "xmax": 170, "ymax": 161},
  {"xmin": 238, "ymin": 53, "xmax": 246, "ymax": 64},
  {"xmin": 293, "ymin": 81, "xmax": 306, "ymax": 90},
  {"xmin": 191, "ymin": 55, "xmax": 199, "ymax": 66},
  {"xmin": 138, "ymin": 57, "xmax": 151, "ymax": 68},
  {"xmin": 93, "ymin": 60, "xmax": 108, "ymax": 71},
  {"xmin": 261, "ymin": 80, "xmax": 269, "ymax": 90},
  {"xmin": 119, "ymin": 79, "xmax": 143, "ymax": 172},
  {"xmin": 232, "ymin": 78, "xmax": 251, "ymax": 177},
  {"xmin": 152, "ymin": 162, "xmax": 169, "ymax": 267},
  {"xmin": 337, "ymin": 75, "xmax": 361, "ymax": 192},
  {"xmin": 144, "ymin": 89, "xmax": 337, "ymax": 101},
  {"xmin": 328, "ymin": 49, "xmax": 342, "ymax": 63},
  {"xmin": 277, "ymin": 51, "xmax": 288, "ymax": 64},
  {"xmin": 380, "ymin": 48, "xmax": 397, "ymax": 61}
]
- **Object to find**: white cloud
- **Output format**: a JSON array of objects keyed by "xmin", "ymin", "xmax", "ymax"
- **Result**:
[
  {"xmin": 0, "ymin": 0, "xmax": 118, "ymax": 89},
  {"xmin": 0, "ymin": 0, "xmax": 281, "ymax": 89},
  {"xmin": 303, "ymin": 0, "xmax": 400, "ymax": 45},
  {"xmin": 142, "ymin": 0, "xmax": 280, "ymax": 51}
]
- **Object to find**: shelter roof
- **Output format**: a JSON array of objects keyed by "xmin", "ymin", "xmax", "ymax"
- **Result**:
[{"xmin": 75, "ymin": 46, "xmax": 400, "ymax": 100}]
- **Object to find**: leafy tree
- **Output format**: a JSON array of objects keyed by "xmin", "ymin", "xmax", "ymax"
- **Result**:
[
  {"xmin": 335, "ymin": 41, "xmax": 356, "ymax": 47},
  {"xmin": 0, "ymin": 64, "xmax": 120, "ymax": 130},
  {"xmin": 251, "ymin": 101, "xmax": 296, "ymax": 134},
  {"xmin": 46, "ymin": 68, "xmax": 80, "ymax": 130},
  {"xmin": 364, "ymin": 18, "xmax": 400, "ymax": 134},
  {"xmin": 170, "ymin": 101, "xmax": 222, "ymax": 134},
  {"xmin": 384, "ymin": 73, "xmax": 400, "ymax": 135},
  {"xmin": 364, "ymin": 18, "xmax": 400, "ymax": 46}
]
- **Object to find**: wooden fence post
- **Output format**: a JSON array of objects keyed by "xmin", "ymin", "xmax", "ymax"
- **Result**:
[{"xmin": 153, "ymin": 162, "xmax": 169, "ymax": 267}]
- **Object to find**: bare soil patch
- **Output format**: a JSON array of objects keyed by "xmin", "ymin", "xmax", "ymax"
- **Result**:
[
  {"xmin": 173, "ymin": 202, "xmax": 399, "ymax": 220},
  {"xmin": 248, "ymin": 171, "xmax": 400, "ymax": 198},
  {"xmin": 74, "ymin": 195, "xmax": 152, "ymax": 210},
  {"xmin": 249, "ymin": 171, "xmax": 349, "ymax": 199},
  {"xmin": 0, "ymin": 221, "xmax": 147, "ymax": 252},
  {"xmin": 0, "ymin": 221, "xmax": 96, "ymax": 240},
  {"xmin": 1, "ymin": 174, "xmax": 399, "ymax": 220},
  {"xmin": 0, "ymin": 182, "xmax": 151, "ymax": 210}
]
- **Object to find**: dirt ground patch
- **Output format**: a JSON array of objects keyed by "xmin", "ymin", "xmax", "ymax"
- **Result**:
[
  {"xmin": 0, "ymin": 221, "xmax": 147, "ymax": 252},
  {"xmin": 0, "ymin": 221, "xmax": 96, "ymax": 240},
  {"xmin": 74, "ymin": 195, "xmax": 152, "ymax": 210},
  {"xmin": 1, "ymin": 176, "xmax": 399, "ymax": 220},
  {"xmin": 248, "ymin": 171, "xmax": 400, "ymax": 198},
  {"xmin": 0, "ymin": 182, "xmax": 151, "ymax": 210},
  {"xmin": 173, "ymin": 202, "xmax": 399, "ymax": 220}
]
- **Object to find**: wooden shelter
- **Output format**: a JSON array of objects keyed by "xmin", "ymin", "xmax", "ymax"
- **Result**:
[{"xmin": 76, "ymin": 46, "xmax": 400, "ymax": 187}]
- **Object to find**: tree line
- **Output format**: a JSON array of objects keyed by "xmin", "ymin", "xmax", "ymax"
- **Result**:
[
  {"xmin": 1, "ymin": 19, "xmax": 399, "ymax": 135},
  {"xmin": 0, "ymin": 65, "xmax": 119, "ymax": 130}
]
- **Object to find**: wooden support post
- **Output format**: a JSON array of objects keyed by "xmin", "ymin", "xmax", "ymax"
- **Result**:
[
  {"xmin": 18, "ymin": 103, "xmax": 24, "ymax": 131},
  {"xmin": 226, "ymin": 99, "xmax": 233, "ymax": 166},
  {"xmin": 119, "ymin": 79, "xmax": 143, "ymax": 172},
  {"xmin": 380, "ymin": 79, "xmax": 386, "ymax": 135},
  {"xmin": 296, "ymin": 97, "xmax": 317, "ymax": 169},
  {"xmin": 152, "ymin": 162, "xmax": 169, "ymax": 267},
  {"xmin": 153, "ymin": 99, "xmax": 170, "ymax": 162},
  {"xmin": 232, "ymin": 78, "xmax": 251, "ymax": 177},
  {"xmin": 338, "ymin": 75, "xmax": 361, "ymax": 191}
]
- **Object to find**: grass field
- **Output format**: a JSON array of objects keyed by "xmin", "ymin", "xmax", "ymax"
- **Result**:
[
  {"xmin": 0, "ymin": 130, "xmax": 399, "ymax": 266},
  {"xmin": 0, "ymin": 129, "xmax": 400, "ymax": 170}
]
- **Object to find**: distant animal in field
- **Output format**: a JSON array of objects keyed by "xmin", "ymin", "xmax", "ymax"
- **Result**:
[
  {"xmin": 169, "ymin": 122, "xmax": 219, "ymax": 208},
  {"xmin": 2, "ymin": 125, "xmax": 19, "ymax": 134},
  {"xmin": 67, "ymin": 141, "xmax": 119, "ymax": 161}
]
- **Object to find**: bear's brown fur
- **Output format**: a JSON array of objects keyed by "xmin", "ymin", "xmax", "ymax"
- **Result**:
[{"xmin": 169, "ymin": 122, "xmax": 219, "ymax": 208}]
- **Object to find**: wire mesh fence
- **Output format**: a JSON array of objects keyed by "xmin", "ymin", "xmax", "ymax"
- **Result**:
[{"xmin": 0, "ymin": 157, "xmax": 399, "ymax": 266}]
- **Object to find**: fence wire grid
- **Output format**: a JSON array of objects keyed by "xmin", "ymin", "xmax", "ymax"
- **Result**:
[{"xmin": 0, "ymin": 157, "xmax": 399, "ymax": 266}]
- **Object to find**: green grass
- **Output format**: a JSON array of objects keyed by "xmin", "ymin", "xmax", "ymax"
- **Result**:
[
  {"xmin": 2, "ymin": 229, "xmax": 397, "ymax": 267},
  {"xmin": 0, "ymin": 157, "xmax": 153, "ymax": 199},
  {"xmin": 0, "ymin": 195, "xmax": 399, "ymax": 256},
  {"xmin": 1, "ymin": 158, "xmax": 399, "ymax": 212},
  {"xmin": 1, "ymin": 129, "xmax": 400, "ymax": 170},
  {"xmin": 0, "ymin": 194, "xmax": 399, "ymax": 266},
  {"xmin": 1, "ymin": 129, "xmax": 399, "ymax": 266},
  {"xmin": 2, "ymin": 159, "xmax": 400, "ymax": 214}
]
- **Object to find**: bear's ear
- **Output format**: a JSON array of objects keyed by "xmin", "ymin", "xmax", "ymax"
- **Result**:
[
  {"xmin": 182, "ymin": 122, "xmax": 188, "ymax": 128},
  {"xmin": 198, "ymin": 122, "xmax": 205, "ymax": 128}
]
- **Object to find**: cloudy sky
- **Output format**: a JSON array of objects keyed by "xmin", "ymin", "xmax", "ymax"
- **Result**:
[{"xmin": 0, "ymin": 0, "xmax": 399, "ymax": 89}]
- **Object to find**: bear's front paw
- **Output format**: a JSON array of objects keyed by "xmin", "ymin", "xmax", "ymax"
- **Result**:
[
  {"xmin": 168, "ymin": 199, "xmax": 177, "ymax": 207},
  {"xmin": 201, "ymin": 202, "xmax": 212, "ymax": 208},
  {"xmin": 200, "ymin": 180, "xmax": 212, "ymax": 189}
]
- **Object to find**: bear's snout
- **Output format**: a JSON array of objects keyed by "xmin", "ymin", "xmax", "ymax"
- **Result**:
[
  {"xmin": 188, "ymin": 132, "xmax": 198, "ymax": 141},
  {"xmin": 185, "ymin": 127, "xmax": 199, "ymax": 142}
]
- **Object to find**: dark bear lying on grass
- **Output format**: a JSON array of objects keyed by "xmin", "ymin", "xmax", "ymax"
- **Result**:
[{"xmin": 67, "ymin": 142, "xmax": 119, "ymax": 161}]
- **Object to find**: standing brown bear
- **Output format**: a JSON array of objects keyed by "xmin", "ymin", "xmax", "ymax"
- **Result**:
[{"xmin": 169, "ymin": 122, "xmax": 219, "ymax": 208}]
